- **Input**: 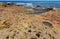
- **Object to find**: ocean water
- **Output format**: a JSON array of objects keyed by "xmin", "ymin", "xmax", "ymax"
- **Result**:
[
  {"xmin": 6, "ymin": 1, "xmax": 60, "ymax": 8},
  {"xmin": 0, "ymin": 1, "xmax": 60, "ymax": 8}
]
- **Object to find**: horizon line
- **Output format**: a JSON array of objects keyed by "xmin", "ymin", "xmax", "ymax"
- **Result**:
[{"xmin": 0, "ymin": 1, "xmax": 60, "ymax": 3}]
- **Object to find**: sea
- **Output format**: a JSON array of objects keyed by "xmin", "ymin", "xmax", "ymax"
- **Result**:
[{"xmin": 0, "ymin": 1, "xmax": 60, "ymax": 8}]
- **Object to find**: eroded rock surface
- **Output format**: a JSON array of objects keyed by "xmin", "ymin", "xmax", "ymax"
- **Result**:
[{"xmin": 0, "ymin": 4, "xmax": 60, "ymax": 39}]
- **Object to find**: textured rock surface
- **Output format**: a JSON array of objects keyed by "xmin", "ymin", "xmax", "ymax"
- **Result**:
[{"xmin": 0, "ymin": 5, "xmax": 60, "ymax": 39}]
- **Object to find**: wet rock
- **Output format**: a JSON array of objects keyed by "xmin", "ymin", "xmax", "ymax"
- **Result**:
[{"xmin": 47, "ymin": 7, "xmax": 54, "ymax": 11}]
